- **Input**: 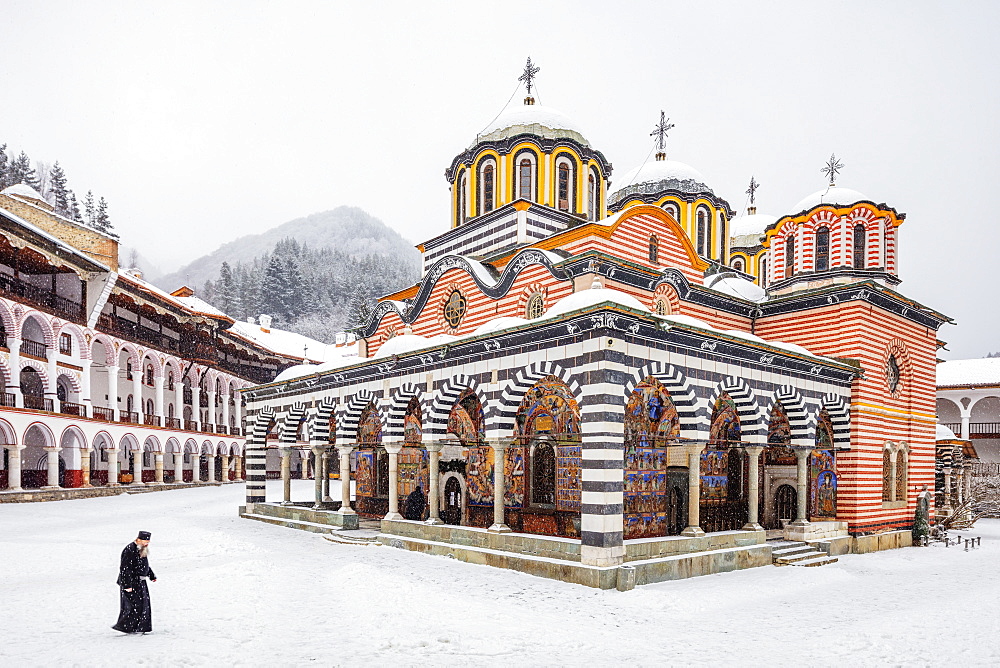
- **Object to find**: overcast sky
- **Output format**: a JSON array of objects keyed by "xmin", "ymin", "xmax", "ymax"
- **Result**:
[{"xmin": 2, "ymin": 1, "xmax": 997, "ymax": 359}]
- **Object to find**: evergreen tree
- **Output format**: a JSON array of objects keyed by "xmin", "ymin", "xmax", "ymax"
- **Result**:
[
  {"xmin": 93, "ymin": 196, "xmax": 118, "ymax": 238},
  {"xmin": 217, "ymin": 261, "xmax": 240, "ymax": 316},
  {"xmin": 347, "ymin": 281, "xmax": 374, "ymax": 330},
  {"xmin": 8, "ymin": 151, "xmax": 39, "ymax": 191},
  {"xmin": 0, "ymin": 145, "xmax": 8, "ymax": 189},
  {"xmin": 67, "ymin": 190, "xmax": 82, "ymax": 222},
  {"xmin": 261, "ymin": 254, "xmax": 288, "ymax": 322},
  {"xmin": 83, "ymin": 190, "xmax": 95, "ymax": 226},
  {"xmin": 47, "ymin": 162, "xmax": 70, "ymax": 215}
]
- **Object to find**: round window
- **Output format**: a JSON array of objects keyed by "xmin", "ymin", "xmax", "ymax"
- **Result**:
[
  {"xmin": 886, "ymin": 355, "xmax": 901, "ymax": 393},
  {"xmin": 526, "ymin": 293, "xmax": 545, "ymax": 319},
  {"xmin": 443, "ymin": 290, "xmax": 467, "ymax": 328}
]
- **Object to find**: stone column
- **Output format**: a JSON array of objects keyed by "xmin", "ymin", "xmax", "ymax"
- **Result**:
[
  {"xmin": 681, "ymin": 443, "xmax": 706, "ymax": 537},
  {"xmin": 791, "ymin": 449, "xmax": 810, "ymax": 526},
  {"xmin": 337, "ymin": 445, "xmax": 355, "ymax": 516},
  {"xmin": 6, "ymin": 445, "xmax": 24, "ymax": 490},
  {"xmin": 311, "ymin": 445, "xmax": 325, "ymax": 509},
  {"xmin": 174, "ymin": 382, "xmax": 184, "ymax": 426},
  {"xmin": 174, "ymin": 452, "xmax": 184, "ymax": 484},
  {"xmin": 207, "ymin": 453, "xmax": 216, "ymax": 483},
  {"xmin": 45, "ymin": 347, "xmax": 59, "ymax": 410},
  {"xmin": 280, "ymin": 447, "xmax": 293, "ymax": 505},
  {"xmin": 131, "ymin": 449, "xmax": 144, "ymax": 486},
  {"xmin": 131, "ymin": 369, "xmax": 142, "ymax": 422},
  {"xmin": 153, "ymin": 453, "xmax": 164, "ymax": 484},
  {"xmin": 960, "ymin": 415, "xmax": 971, "ymax": 441},
  {"xmin": 192, "ymin": 452, "xmax": 202, "ymax": 483},
  {"xmin": 42, "ymin": 446, "xmax": 61, "ymax": 489},
  {"xmin": 384, "ymin": 443, "xmax": 403, "ymax": 520},
  {"xmin": 80, "ymin": 447, "xmax": 92, "ymax": 487},
  {"xmin": 488, "ymin": 442, "xmax": 511, "ymax": 533},
  {"xmin": 191, "ymin": 386, "xmax": 201, "ymax": 430},
  {"xmin": 207, "ymin": 390, "xmax": 217, "ymax": 430},
  {"xmin": 221, "ymin": 453, "xmax": 230, "ymax": 482},
  {"xmin": 235, "ymin": 454, "xmax": 243, "ymax": 480},
  {"xmin": 942, "ymin": 467, "xmax": 954, "ymax": 513},
  {"xmin": 321, "ymin": 451, "xmax": 332, "ymax": 503},
  {"xmin": 234, "ymin": 391, "xmax": 244, "ymax": 433},
  {"xmin": 107, "ymin": 446, "xmax": 120, "ymax": 486},
  {"xmin": 8, "ymin": 338, "xmax": 22, "ymax": 407},
  {"xmin": 154, "ymin": 376, "xmax": 165, "ymax": 424},
  {"xmin": 743, "ymin": 446, "xmax": 764, "ymax": 531},
  {"xmin": 107, "ymin": 365, "xmax": 119, "ymax": 421},
  {"xmin": 80, "ymin": 359, "xmax": 92, "ymax": 417},
  {"xmin": 222, "ymin": 391, "xmax": 230, "ymax": 434},
  {"xmin": 425, "ymin": 442, "xmax": 443, "ymax": 524}
]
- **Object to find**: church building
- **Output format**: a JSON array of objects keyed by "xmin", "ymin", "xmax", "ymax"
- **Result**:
[{"xmin": 241, "ymin": 62, "xmax": 948, "ymax": 587}]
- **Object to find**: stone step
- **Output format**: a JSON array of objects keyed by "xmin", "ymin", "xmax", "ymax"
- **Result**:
[
  {"xmin": 772, "ymin": 545, "xmax": 816, "ymax": 558},
  {"xmin": 250, "ymin": 503, "xmax": 345, "ymax": 526},
  {"xmin": 792, "ymin": 555, "xmax": 839, "ymax": 567},
  {"xmin": 240, "ymin": 512, "xmax": 337, "ymax": 535},
  {"xmin": 774, "ymin": 550, "xmax": 830, "ymax": 565},
  {"xmin": 324, "ymin": 531, "xmax": 382, "ymax": 546}
]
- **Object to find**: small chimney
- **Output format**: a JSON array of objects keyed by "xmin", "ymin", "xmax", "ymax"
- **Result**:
[
  {"xmin": 247, "ymin": 316, "xmax": 256, "ymax": 325},
  {"xmin": 335, "ymin": 332, "xmax": 346, "ymax": 345},
  {"xmin": 259, "ymin": 314, "xmax": 272, "ymax": 332}
]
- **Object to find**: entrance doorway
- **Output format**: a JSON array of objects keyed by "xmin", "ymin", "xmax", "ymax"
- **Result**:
[
  {"xmin": 775, "ymin": 484, "xmax": 797, "ymax": 524},
  {"xmin": 442, "ymin": 476, "xmax": 462, "ymax": 525}
]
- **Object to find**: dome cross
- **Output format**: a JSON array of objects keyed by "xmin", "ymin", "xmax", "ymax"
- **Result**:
[
  {"xmin": 651, "ymin": 111, "xmax": 675, "ymax": 160},
  {"xmin": 746, "ymin": 176, "xmax": 760, "ymax": 205},
  {"xmin": 821, "ymin": 153, "xmax": 845, "ymax": 186},
  {"xmin": 518, "ymin": 57, "xmax": 541, "ymax": 96}
]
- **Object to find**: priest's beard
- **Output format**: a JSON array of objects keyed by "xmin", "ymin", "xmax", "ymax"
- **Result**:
[{"xmin": 139, "ymin": 544, "xmax": 150, "ymax": 559}]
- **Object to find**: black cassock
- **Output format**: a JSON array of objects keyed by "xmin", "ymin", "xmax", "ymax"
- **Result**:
[{"xmin": 112, "ymin": 542, "xmax": 156, "ymax": 634}]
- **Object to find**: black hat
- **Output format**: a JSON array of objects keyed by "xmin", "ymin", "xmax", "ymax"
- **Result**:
[{"xmin": 137, "ymin": 531, "xmax": 151, "ymax": 540}]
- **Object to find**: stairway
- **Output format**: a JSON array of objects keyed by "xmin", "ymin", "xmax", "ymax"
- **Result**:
[{"xmin": 770, "ymin": 540, "xmax": 839, "ymax": 567}]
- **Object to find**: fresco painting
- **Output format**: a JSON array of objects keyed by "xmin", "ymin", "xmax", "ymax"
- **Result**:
[
  {"xmin": 504, "ymin": 446, "xmax": 525, "ymax": 507},
  {"xmin": 355, "ymin": 450, "xmax": 375, "ymax": 498},
  {"xmin": 623, "ymin": 377, "xmax": 680, "ymax": 538},
  {"xmin": 555, "ymin": 445, "xmax": 581, "ymax": 511},
  {"xmin": 765, "ymin": 403, "xmax": 796, "ymax": 466},
  {"xmin": 466, "ymin": 445, "xmax": 494, "ymax": 506},
  {"xmin": 357, "ymin": 402, "xmax": 382, "ymax": 445},
  {"xmin": 403, "ymin": 397, "xmax": 422, "ymax": 445},
  {"xmin": 515, "ymin": 376, "xmax": 581, "ymax": 444}
]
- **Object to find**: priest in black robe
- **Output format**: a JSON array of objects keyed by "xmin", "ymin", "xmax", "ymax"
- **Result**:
[{"xmin": 112, "ymin": 531, "xmax": 157, "ymax": 634}]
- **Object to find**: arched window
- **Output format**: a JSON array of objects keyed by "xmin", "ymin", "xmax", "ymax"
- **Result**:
[
  {"xmin": 167, "ymin": 371, "xmax": 175, "ymax": 391},
  {"xmin": 815, "ymin": 226, "xmax": 830, "ymax": 271},
  {"xmin": 732, "ymin": 257, "xmax": 745, "ymax": 273},
  {"xmin": 662, "ymin": 202, "xmax": 679, "ymax": 222},
  {"xmin": 525, "ymin": 293, "xmax": 545, "ymax": 319},
  {"xmin": 126, "ymin": 360, "xmax": 133, "ymax": 381},
  {"xmin": 168, "ymin": 403, "xmax": 174, "ymax": 418},
  {"xmin": 853, "ymin": 223, "xmax": 866, "ymax": 268},
  {"xmin": 530, "ymin": 441, "xmax": 556, "ymax": 505},
  {"xmin": 759, "ymin": 258, "xmax": 767, "ymax": 287},
  {"xmin": 785, "ymin": 234, "xmax": 795, "ymax": 277},
  {"xmin": 480, "ymin": 162, "xmax": 495, "ymax": 215},
  {"xmin": 696, "ymin": 209, "xmax": 708, "ymax": 256},
  {"xmin": 144, "ymin": 363, "xmax": 154, "ymax": 386},
  {"xmin": 146, "ymin": 399, "xmax": 154, "ymax": 416},
  {"xmin": 882, "ymin": 449, "xmax": 893, "ymax": 501},
  {"xmin": 518, "ymin": 158, "xmax": 533, "ymax": 201},
  {"xmin": 588, "ymin": 172, "xmax": 597, "ymax": 221},
  {"xmin": 557, "ymin": 160, "xmax": 573, "ymax": 212},
  {"xmin": 895, "ymin": 449, "xmax": 907, "ymax": 501},
  {"xmin": 458, "ymin": 172, "xmax": 468, "ymax": 225},
  {"xmin": 649, "ymin": 235, "xmax": 659, "ymax": 264},
  {"xmin": 717, "ymin": 212, "xmax": 726, "ymax": 261}
]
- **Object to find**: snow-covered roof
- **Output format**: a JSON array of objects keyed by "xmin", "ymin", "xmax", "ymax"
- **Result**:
[
  {"xmin": 545, "ymin": 287, "xmax": 651, "ymax": 318},
  {"xmin": 372, "ymin": 334, "xmax": 433, "ymax": 359},
  {"xmin": 792, "ymin": 185, "xmax": 867, "ymax": 213},
  {"xmin": 273, "ymin": 352, "xmax": 363, "ymax": 383},
  {"xmin": 476, "ymin": 102, "xmax": 589, "ymax": 146},
  {"xmin": 473, "ymin": 316, "xmax": 530, "ymax": 334},
  {"xmin": 229, "ymin": 320, "xmax": 346, "ymax": 363},
  {"xmin": 729, "ymin": 212, "xmax": 778, "ymax": 243},
  {"xmin": 936, "ymin": 423, "xmax": 959, "ymax": 441},
  {"xmin": 173, "ymin": 294, "xmax": 229, "ymax": 318},
  {"xmin": 937, "ymin": 358, "xmax": 1000, "ymax": 388},
  {"xmin": 2, "ymin": 183, "xmax": 46, "ymax": 202},
  {"xmin": 0, "ymin": 200, "xmax": 108, "ymax": 271},
  {"xmin": 609, "ymin": 159, "xmax": 714, "ymax": 204},
  {"xmin": 705, "ymin": 274, "xmax": 767, "ymax": 303}
]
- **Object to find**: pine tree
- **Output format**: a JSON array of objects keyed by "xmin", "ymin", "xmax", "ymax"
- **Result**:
[
  {"xmin": 347, "ymin": 281, "xmax": 373, "ymax": 330},
  {"xmin": 93, "ymin": 196, "xmax": 118, "ymax": 238},
  {"xmin": 261, "ymin": 254, "xmax": 288, "ymax": 322},
  {"xmin": 47, "ymin": 162, "xmax": 70, "ymax": 215},
  {"xmin": 67, "ymin": 190, "xmax": 82, "ymax": 222},
  {"xmin": 0, "ymin": 145, "xmax": 8, "ymax": 189},
  {"xmin": 83, "ymin": 190, "xmax": 95, "ymax": 226},
  {"xmin": 8, "ymin": 151, "xmax": 39, "ymax": 191},
  {"xmin": 218, "ymin": 261, "xmax": 240, "ymax": 316}
]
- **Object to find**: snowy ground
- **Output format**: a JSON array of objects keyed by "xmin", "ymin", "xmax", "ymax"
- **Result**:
[{"xmin": 2, "ymin": 482, "xmax": 999, "ymax": 667}]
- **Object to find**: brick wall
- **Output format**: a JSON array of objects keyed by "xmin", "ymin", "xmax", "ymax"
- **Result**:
[{"xmin": 0, "ymin": 194, "xmax": 119, "ymax": 270}]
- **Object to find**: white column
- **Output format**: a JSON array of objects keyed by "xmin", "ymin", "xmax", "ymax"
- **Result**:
[
  {"xmin": 192, "ymin": 451, "xmax": 202, "ymax": 483},
  {"xmin": 321, "ymin": 450, "xmax": 332, "ymax": 502},
  {"xmin": 107, "ymin": 365, "xmax": 119, "ymax": 420},
  {"xmin": 791, "ymin": 449, "xmax": 810, "ymax": 526},
  {"xmin": 222, "ymin": 390, "xmax": 231, "ymax": 434},
  {"xmin": 235, "ymin": 453, "xmax": 244, "ymax": 480},
  {"xmin": 743, "ymin": 446, "xmax": 764, "ymax": 531},
  {"xmin": 153, "ymin": 453, "xmax": 164, "ymax": 484},
  {"xmin": 80, "ymin": 359, "xmax": 92, "ymax": 417},
  {"xmin": 426, "ymin": 442, "xmax": 443, "ymax": 525},
  {"xmin": 80, "ymin": 447, "xmax": 92, "ymax": 487},
  {"xmin": 337, "ymin": 446, "xmax": 355, "ymax": 516},
  {"xmin": 207, "ymin": 390, "xmax": 217, "ymax": 430},
  {"xmin": 681, "ymin": 444, "xmax": 706, "ymax": 537},
  {"xmin": 45, "ymin": 347, "xmax": 58, "ymax": 409},
  {"xmin": 131, "ymin": 449, "xmax": 144, "ymax": 486},
  {"xmin": 384, "ymin": 443, "xmax": 403, "ymax": 521},
  {"xmin": 960, "ymin": 414, "xmax": 971, "ymax": 441},
  {"xmin": 6, "ymin": 445, "xmax": 24, "ymax": 490},
  {"xmin": 221, "ymin": 453, "xmax": 230, "ymax": 482},
  {"xmin": 488, "ymin": 442, "xmax": 510, "ymax": 533},
  {"xmin": 280, "ymin": 447, "xmax": 292, "ymax": 504},
  {"xmin": 154, "ymin": 376, "xmax": 165, "ymax": 425},
  {"xmin": 234, "ymin": 390, "xmax": 244, "ymax": 433},
  {"xmin": 8, "ymin": 338, "xmax": 22, "ymax": 407},
  {"xmin": 174, "ymin": 382, "xmax": 184, "ymax": 426},
  {"xmin": 174, "ymin": 452, "xmax": 184, "ymax": 483},
  {"xmin": 43, "ymin": 446, "xmax": 61, "ymax": 489},
  {"xmin": 131, "ymin": 370, "xmax": 142, "ymax": 422},
  {"xmin": 207, "ymin": 453, "xmax": 216, "ymax": 483},
  {"xmin": 106, "ymin": 446, "xmax": 119, "ymax": 486},
  {"xmin": 191, "ymin": 386, "xmax": 202, "ymax": 430}
]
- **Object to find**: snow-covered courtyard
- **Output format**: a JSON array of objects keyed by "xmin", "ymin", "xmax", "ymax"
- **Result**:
[{"xmin": 2, "ymin": 482, "xmax": 999, "ymax": 666}]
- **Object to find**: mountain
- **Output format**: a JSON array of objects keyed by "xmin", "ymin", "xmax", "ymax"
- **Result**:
[{"xmin": 155, "ymin": 206, "xmax": 420, "ymax": 292}]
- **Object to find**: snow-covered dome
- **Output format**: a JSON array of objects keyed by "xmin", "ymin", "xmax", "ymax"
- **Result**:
[
  {"xmin": 936, "ymin": 423, "xmax": 958, "ymax": 441},
  {"xmin": 476, "ymin": 102, "xmax": 589, "ymax": 147},
  {"xmin": 2, "ymin": 183, "xmax": 46, "ymax": 202},
  {"xmin": 608, "ymin": 159, "xmax": 714, "ymax": 206},
  {"xmin": 792, "ymin": 186, "xmax": 867, "ymax": 213},
  {"xmin": 729, "ymin": 212, "xmax": 778, "ymax": 247}
]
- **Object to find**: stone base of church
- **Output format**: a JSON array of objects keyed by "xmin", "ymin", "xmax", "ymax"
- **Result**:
[
  {"xmin": 850, "ymin": 529, "xmax": 912, "ymax": 553},
  {"xmin": 784, "ymin": 520, "xmax": 849, "ymax": 542},
  {"xmin": 379, "ymin": 520, "xmax": 772, "ymax": 589},
  {"xmin": 240, "ymin": 501, "xmax": 359, "ymax": 531}
]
